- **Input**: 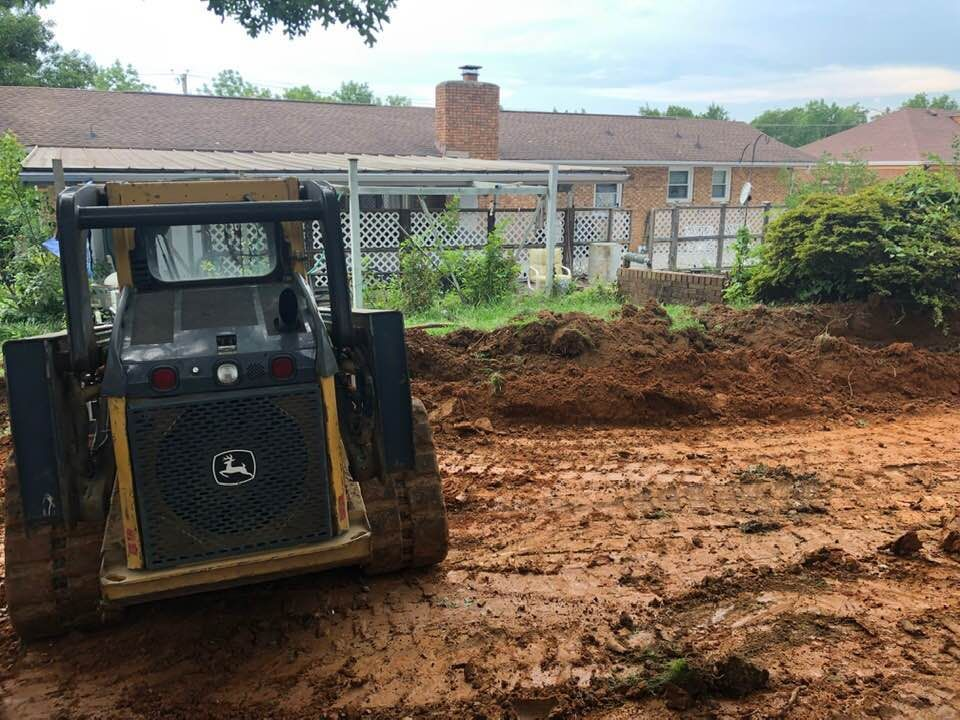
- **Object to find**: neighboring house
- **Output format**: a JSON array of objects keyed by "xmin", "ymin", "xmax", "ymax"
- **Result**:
[
  {"xmin": 802, "ymin": 107, "xmax": 960, "ymax": 178},
  {"xmin": 0, "ymin": 66, "xmax": 812, "ymax": 251}
]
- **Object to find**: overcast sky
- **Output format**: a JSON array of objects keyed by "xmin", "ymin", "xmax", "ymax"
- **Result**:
[{"xmin": 42, "ymin": 0, "xmax": 960, "ymax": 120}]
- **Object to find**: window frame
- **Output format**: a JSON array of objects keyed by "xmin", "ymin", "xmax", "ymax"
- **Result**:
[
  {"xmin": 593, "ymin": 182, "xmax": 622, "ymax": 208},
  {"xmin": 710, "ymin": 167, "xmax": 731, "ymax": 203},
  {"xmin": 666, "ymin": 166, "xmax": 693, "ymax": 203}
]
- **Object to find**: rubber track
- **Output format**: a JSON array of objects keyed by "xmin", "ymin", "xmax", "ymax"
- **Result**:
[
  {"xmin": 364, "ymin": 398, "xmax": 449, "ymax": 574},
  {"xmin": 3, "ymin": 457, "xmax": 105, "ymax": 641}
]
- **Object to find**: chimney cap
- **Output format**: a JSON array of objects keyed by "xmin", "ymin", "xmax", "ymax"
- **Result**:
[
  {"xmin": 458, "ymin": 64, "xmax": 482, "ymax": 81},
  {"xmin": 459, "ymin": 64, "xmax": 482, "ymax": 71}
]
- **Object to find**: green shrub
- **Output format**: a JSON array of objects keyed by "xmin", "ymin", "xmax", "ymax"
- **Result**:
[
  {"xmin": 0, "ymin": 131, "xmax": 62, "ymax": 326},
  {"xmin": 441, "ymin": 222, "xmax": 518, "ymax": 306},
  {"xmin": 396, "ymin": 237, "xmax": 442, "ymax": 313},
  {"xmin": 0, "ymin": 245, "xmax": 64, "ymax": 322},
  {"xmin": 749, "ymin": 167, "xmax": 960, "ymax": 324},
  {"xmin": 722, "ymin": 226, "xmax": 755, "ymax": 304}
]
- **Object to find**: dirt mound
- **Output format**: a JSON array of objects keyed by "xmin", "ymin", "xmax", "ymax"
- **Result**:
[{"xmin": 408, "ymin": 301, "xmax": 960, "ymax": 428}]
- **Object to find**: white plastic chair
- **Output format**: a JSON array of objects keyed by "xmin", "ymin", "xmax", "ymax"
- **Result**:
[{"xmin": 526, "ymin": 248, "xmax": 572, "ymax": 291}]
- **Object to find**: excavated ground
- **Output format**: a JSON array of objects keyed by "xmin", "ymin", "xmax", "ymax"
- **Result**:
[{"xmin": 2, "ymin": 302, "xmax": 960, "ymax": 719}]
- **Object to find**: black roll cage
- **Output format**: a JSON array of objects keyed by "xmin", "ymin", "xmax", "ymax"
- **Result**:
[{"xmin": 56, "ymin": 180, "xmax": 353, "ymax": 373}]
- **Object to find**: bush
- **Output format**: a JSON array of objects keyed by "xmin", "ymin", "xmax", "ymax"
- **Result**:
[
  {"xmin": 749, "ymin": 167, "xmax": 960, "ymax": 324},
  {"xmin": 722, "ymin": 226, "xmax": 755, "ymax": 305},
  {"xmin": 0, "ymin": 131, "xmax": 62, "ymax": 326},
  {"xmin": 441, "ymin": 222, "xmax": 518, "ymax": 307}
]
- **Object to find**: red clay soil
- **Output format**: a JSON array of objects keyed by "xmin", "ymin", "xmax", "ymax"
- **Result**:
[
  {"xmin": 408, "ymin": 301, "xmax": 960, "ymax": 430},
  {"xmin": 2, "ymin": 304, "xmax": 960, "ymax": 719}
]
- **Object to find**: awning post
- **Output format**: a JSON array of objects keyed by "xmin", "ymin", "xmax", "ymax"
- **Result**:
[
  {"xmin": 347, "ymin": 157, "xmax": 363, "ymax": 308},
  {"xmin": 544, "ymin": 163, "xmax": 559, "ymax": 294}
]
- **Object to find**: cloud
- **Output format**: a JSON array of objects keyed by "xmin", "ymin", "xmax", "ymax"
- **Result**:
[{"xmin": 587, "ymin": 65, "xmax": 960, "ymax": 105}]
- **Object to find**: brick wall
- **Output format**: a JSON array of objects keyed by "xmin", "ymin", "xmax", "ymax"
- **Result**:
[
  {"xmin": 435, "ymin": 80, "xmax": 500, "ymax": 160},
  {"xmin": 618, "ymin": 267, "xmax": 726, "ymax": 305}
]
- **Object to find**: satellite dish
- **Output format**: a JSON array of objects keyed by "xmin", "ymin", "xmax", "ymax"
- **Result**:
[{"xmin": 738, "ymin": 182, "xmax": 753, "ymax": 206}]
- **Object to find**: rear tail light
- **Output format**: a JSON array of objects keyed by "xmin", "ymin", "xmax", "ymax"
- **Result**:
[
  {"xmin": 270, "ymin": 355, "xmax": 296, "ymax": 380},
  {"xmin": 150, "ymin": 366, "xmax": 178, "ymax": 392}
]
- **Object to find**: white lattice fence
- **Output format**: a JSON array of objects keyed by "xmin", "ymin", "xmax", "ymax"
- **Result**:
[
  {"xmin": 306, "ymin": 207, "xmax": 631, "ymax": 286},
  {"xmin": 646, "ymin": 204, "xmax": 778, "ymax": 271}
]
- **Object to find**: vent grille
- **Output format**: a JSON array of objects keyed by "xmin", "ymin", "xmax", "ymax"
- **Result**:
[
  {"xmin": 247, "ymin": 362, "xmax": 266, "ymax": 380},
  {"xmin": 127, "ymin": 386, "xmax": 332, "ymax": 569}
]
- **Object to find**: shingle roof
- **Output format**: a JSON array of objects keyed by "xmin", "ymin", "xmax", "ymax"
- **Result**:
[
  {"xmin": 802, "ymin": 108, "xmax": 960, "ymax": 163},
  {"xmin": 0, "ymin": 85, "xmax": 812, "ymax": 165}
]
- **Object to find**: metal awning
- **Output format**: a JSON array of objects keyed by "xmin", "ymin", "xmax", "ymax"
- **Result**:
[{"xmin": 20, "ymin": 146, "xmax": 629, "ymax": 185}]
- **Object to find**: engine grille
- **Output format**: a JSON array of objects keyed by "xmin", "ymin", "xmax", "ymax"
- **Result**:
[{"xmin": 127, "ymin": 385, "xmax": 332, "ymax": 569}]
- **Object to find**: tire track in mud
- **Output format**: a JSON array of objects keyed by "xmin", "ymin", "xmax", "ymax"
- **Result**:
[{"xmin": 2, "ymin": 407, "xmax": 959, "ymax": 719}]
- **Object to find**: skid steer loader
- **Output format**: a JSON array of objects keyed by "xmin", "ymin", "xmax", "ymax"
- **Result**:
[{"xmin": 2, "ymin": 178, "xmax": 448, "ymax": 640}]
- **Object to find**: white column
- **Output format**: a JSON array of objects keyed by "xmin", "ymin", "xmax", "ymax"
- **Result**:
[
  {"xmin": 544, "ymin": 163, "xmax": 559, "ymax": 294},
  {"xmin": 347, "ymin": 157, "xmax": 363, "ymax": 308}
]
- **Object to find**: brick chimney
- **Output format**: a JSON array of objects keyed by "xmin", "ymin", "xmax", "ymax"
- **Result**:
[{"xmin": 435, "ymin": 65, "xmax": 500, "ymax": 159}]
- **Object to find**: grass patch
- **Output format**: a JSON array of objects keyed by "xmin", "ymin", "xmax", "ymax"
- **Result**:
[
  {"xmin": 663, "ymin": 304, "xmax": 706, "ymax": 333},
  {"xmin": 406, "ymin": 284, "xmax": 623, "ymax": 334}
]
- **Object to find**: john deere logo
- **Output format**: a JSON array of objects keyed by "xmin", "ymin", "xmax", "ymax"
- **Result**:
[{"xmin": 212, "ymin": 450, "xmax": 256, "ymax": 486}]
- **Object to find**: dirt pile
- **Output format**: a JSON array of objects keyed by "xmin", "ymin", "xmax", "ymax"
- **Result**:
[{"xmin": 408, "ymin": 301, "xmax": 960, "ymax": 428}]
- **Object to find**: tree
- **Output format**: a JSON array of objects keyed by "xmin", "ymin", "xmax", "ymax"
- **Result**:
[
  {"xmin": 902, "ymin": 92, "xmax": 959, "ymax": 110},
  {"xmin": 385, "ymin": 94, "xmax": 411, "ymax": 107},
  {"xmin": 37, "ymin": 49, "xmax": 97, "ymax": 88},
  {"xmin": 700, "ymin": 103, "xmax": 729, "ymax": 121},
  {"xmin": 332, "ymin": 80, "xmax": 379, "ymax": 104},
  {"xmin": 282, "ymin": 84, "xmax": 330, "ymax": 101},
  {"xmin": 201, "ymin": 69, "xmax": 274, "ymax": 98},
  {"xmin": 639, "ymin": 103, "xmax": 727, "ymax": 119},
  {"xmin": 665, "ymin": 104, "xmax": 694, "ymax": 117},
  {"xmin": 93, "ymin": 60, "xmax": 154, "ymax": 92},
  {"xmin": 204, "ymin": 0, "xmax": 397, "ymax": 44},
  {"xmin": 0, "ymin": 0, "xmax": 55, "ymax": 85},
  {"xmin": 751, "ymin": 100, "xmax": 867, "ymax": 147}
]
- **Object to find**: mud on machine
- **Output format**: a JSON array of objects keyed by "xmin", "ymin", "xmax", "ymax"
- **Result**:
[{"xmin": 3, "ymin": 178, "xmax": 448, "ymax": 639}]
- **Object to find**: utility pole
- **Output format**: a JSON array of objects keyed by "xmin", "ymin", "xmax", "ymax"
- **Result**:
[{"xmin": 172, "ymin": 70, "xmax": 190, "ymax": 94}]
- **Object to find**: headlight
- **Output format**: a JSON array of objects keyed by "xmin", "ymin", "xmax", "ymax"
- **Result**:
[{"xmin": 216, "ymin": 362, "xmax": 240, "ymax": 385}]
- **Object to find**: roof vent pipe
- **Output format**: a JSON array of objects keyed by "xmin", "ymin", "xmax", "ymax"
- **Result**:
[{"xmin": 459, "ymin": 65, "xmax": 481, "ymax": 82}]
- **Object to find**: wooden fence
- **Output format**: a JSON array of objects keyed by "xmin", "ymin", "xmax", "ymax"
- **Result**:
[{"xmin": 646, "ymin": 203, "xmax": 783, "ymax": 271}]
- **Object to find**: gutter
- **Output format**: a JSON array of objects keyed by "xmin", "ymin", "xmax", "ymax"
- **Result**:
[{"xmin": 19, "ymin": 168, "xmax": 630, "ymax": 185}]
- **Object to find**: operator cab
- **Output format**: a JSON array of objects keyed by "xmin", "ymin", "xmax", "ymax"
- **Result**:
[{"xmin": 108, "ymin": 220, "xmax": 331, "ymax": 400}]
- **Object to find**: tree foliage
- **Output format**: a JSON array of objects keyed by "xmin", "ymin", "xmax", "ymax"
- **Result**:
[
  {"xmin": 751, "ymin": 100, "xmax": 867, "ymax": 147},
  {"xmin": 204, "ymin": 0, "xmax": 396, "ymax": 43},
  {"xmin": 202, "ymin": 69, "xmax": 412, "ymax": 106},
  {"xmin": 901, "ymin": 92, "xmax": 959, "ymax": 110},
  {"xmin": 638, "ymin": 103, "xmax": 728, "ymax": 120},
  {"xmin": 0, "ymin": 1, "xmax": 150, "ymax": 92},
  {"xmin": 201, "ymin": 69, "xmax": 274, "ymax": 98},
  {"xmin": 93, "ymin": 60, "xmax": 154, "ymax": 92},
  {"xmin": 0, "ymin": 131, "xmax": 62, "ymax": 324},
  {"xmin": 747, "ymin": 167, "xmax": 960, "ymax": 324},
  {"xmin": 785, "ymin": 153, "xmax": 877, "ymax": 207}
]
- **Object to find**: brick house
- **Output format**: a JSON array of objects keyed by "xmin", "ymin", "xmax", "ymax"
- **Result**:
[
  {"xmin": 0, "ymin": 67, "xmax": 812, "ymax": 252},
  {"xmin": 802, "ymin": 107, "xmax": 960, "ymax": 179}
]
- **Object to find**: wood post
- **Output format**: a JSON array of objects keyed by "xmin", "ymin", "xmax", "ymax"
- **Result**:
[
  {"xmin": 716, "ymin": 204, "xmax": 727, "ymax": 270},
  {"xmin": 562, "ymin": 207, "xmax": 574, "ymax": 269},
  {"xmin": 605, "ymin": 207, "xmax": 614, "ymax": 243},
  {"xmin": 761, "ymin": 201, "xmax": 772, "ymax": 241},
  {"xmin": 398, "ymin": 208, "xmax": 411, "ymax": 245},
  {"xmin": 668, "ymin": 206, "xmax": 680, "ymax": 271}
]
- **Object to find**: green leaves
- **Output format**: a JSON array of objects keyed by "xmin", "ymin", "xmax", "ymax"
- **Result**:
[
  {"xmin": 748, "ymin": 167, "xmax": 960, "ymax": 324},
  {"xmin": 204, "ymin": 0, "xmax": 397, "ymax": 44}
]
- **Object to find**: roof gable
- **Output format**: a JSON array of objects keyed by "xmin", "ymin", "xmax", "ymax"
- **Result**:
[{"xmin": 802, "ymin": 108, "xmax": 960, "ymax": 163}]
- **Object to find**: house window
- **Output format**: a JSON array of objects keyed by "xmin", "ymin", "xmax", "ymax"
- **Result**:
[
  {"xmin": 711, "ymin": 168, "xmax": 730, "ymax": 202},
  {"xmin": 667, "ymin": 168, "xmax": 692, "ymax": 201},
  {"xmin": 594, "ymin": 183, "xmax": 621, "ymax": 208}
]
